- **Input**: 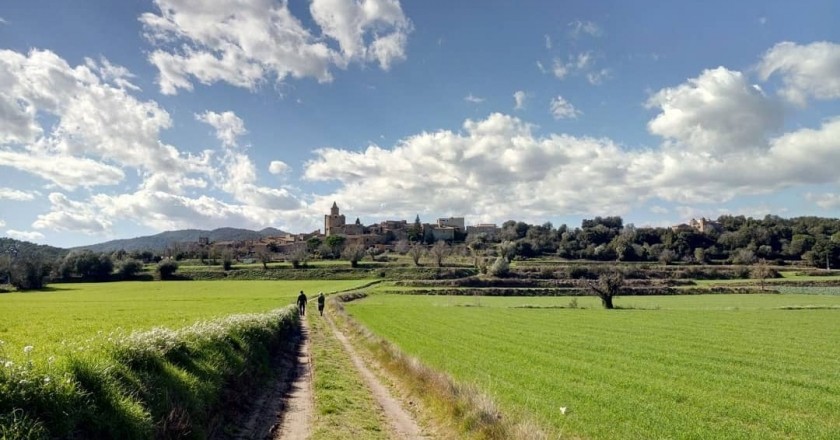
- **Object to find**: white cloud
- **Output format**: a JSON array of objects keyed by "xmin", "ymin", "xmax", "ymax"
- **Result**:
[
  {"xmin": 6, "ymin": 230, "xmax": 44, "ymax": 241},
  {"xmin": 0, "ymin": 49, "xmax": 209, "ymax": 189},
  {"xmin": 0, "ymin": 17, "xmax": 6, "ymax": 25},
  {"xmin": 552, "ymin": 58, "xmax": 569, "ymax": 79},
  {"xmin": 0, "ymin": 187, "xmax": 37, "ymax": 201},
  {"xmin": 807, "ymin": 193, "xmax": 840, "ymax": 209},
  {"xmin": 550, "ymin": 96, "xmax": 581, "ymax": 119},
  {"xmin": 587, "ymin": 68, "xmax": 611, "ymax": 85},
  {"xmin": 0, "ymin": 150, "xmax": 124, "ymax": 190},
  {"xmin": 544, "ymin": 34, "xmax": 552, "ymax": 49},
  {"xmin": 646, "ymin": 67, "xmax": 782, "ymax": 155},
  {"xmin": 141, "ymin": 0, "xmax": 412, "ymax": 94},
  {"xmin": 464, "ymin": 93, "xmax": 484, "ymax": 103},
  {"xmin": 196, "ymin": 110, "xmax": 246, "ymax": 148},
  {"xmin": 757, "ymin": 41, "xmax": 840, "ymax": 106},
  {"xmin": 32, "ymin": 193, "xmax": 111, "ymax": 234},
  {"xmin": 551, "ymin": 52, "xmax": 609, "ymax": 84},
  {"xmin": 649, "ymin": 205, "xmax": 669, "ymax": 215},
  {"xmin": 568, "ymin": 20, "xmax": 602, "ymax": 38},
  {"xmin": 513, "ymin": 90, "xmax": 527, "ymax": 110},
  {"xmin": 269, "ymin": 160, "xmax": 290, "ymax": 175},
  {"xmin": 0, "ymin": 219, "xmax": 5, "ymax": 227}
]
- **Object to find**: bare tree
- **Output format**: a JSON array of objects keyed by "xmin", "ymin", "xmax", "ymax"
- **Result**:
[
  {"xmin": 407, "ymin": 244, "xmax": 425, "ymax": 266},
  {"xmin": 751, "ymin": 259, "xmax": 774, "ymax": 291},
  {"xmin": 587, "ymin": 270, "xmax": 624, "ymax": 310},
  {"xmin": 289, "ymin": 247, "xmax": 309, "ymax": 268},
  {"xmin": 342, "ymin": 243, "xmax": 367, "ymax": 267},
  {"xmin": 256, "ymin": 247, "xmax": 272, "ymax": 269},
  {"xmin": 429, "ymin": 240, "xmax": 452, "ymax": 267},
  {"xmin": 394, "ymin": 239, "xmax": 410, "ymax": 254}
]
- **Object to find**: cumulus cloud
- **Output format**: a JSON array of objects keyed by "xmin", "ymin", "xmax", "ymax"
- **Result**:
[
  {"xmin": 6, "ymin": 230, "xmax": 45, "ymax": 241},
  {"xmin": 141, "ymin": 0, "xmax": 412, "ymax": 94},
  {"xmin": 32, "ymin": 193, "xmax": 111, "ymax": 234},
  {"xmin": 0, "ymin": 150, "xmax": 124, "ymax": 190},
  {"xmin": 196, "ymin": 110, "xmax": 246, "ymax": 148},
  {"xmin": 646, "ymin": 67, "xmax": 782, "ymax": 155},
  {"xmin": 757, "ymin": 41, "xmax": 840, "ymax": 106},
  {"xmin": 304, "ymin": 112, "xmax": 643, "ymax": 223},
  {"xmin": 0, "ymin": 49, "xmax": 208, "ymax": 189},
  {"xmin": 0, "ymin": 187, "xmax": 37, "ymax": 201},
  {"xmin": 550, "ymin": 96, "xmax": 581, "ymax": 119},
  {"xmin": 513, "ymin": 90, "xmax": 527, "ymax": 110},
  {"xmin": 269, "ymin": 160, "xmax": 290, "ymax": 175}
]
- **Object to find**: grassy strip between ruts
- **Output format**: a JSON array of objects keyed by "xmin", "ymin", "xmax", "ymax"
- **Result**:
[
  {"xmin": 305, "ymin": 305, "xmax": 389, "ymax": 439},
  {"xmin": 0, "ymin": 306, "xmax": 299, "ymax": 439},
  {"xmin": 329, "ymin": 292, "xmax": 555, "ymax": 440}
]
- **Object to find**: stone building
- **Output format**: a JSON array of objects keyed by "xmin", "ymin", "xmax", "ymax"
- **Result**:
[
  {"xmin": 466, "ymin": 223, "xmax": 500, "ymax": 239},
  {"xmin": 324, "ymin": 202, "xmax": 346, "ymax": 236},
  {"xmin": 437, "ymin": 217, "xmax": 465, "ymax": 230}
]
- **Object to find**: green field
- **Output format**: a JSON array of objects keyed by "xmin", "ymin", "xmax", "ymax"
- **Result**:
[
  {"xmin": 0, "ymin": 280, "xmax": 371, "ymax": 362},
  {"xmin": 347, "ymin": 294, "xmax": 840, "ymax": 439}
]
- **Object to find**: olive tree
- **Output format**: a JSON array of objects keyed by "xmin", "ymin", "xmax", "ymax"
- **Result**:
[{"xmin": 587, "ymin": 270, "xmax": 624, "ymax": 310}]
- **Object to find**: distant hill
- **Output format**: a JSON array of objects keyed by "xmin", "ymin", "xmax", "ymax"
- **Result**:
[
  {"xmin": 0, "ymin": 237, "xmax": 68, "ymax": 260},
  {"xmin": 75, "ymin": 227, "xmax": 287, "ymax": 253}
]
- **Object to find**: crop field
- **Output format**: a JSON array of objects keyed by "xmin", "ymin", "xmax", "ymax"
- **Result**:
[
  {"xmin": 347, "ymin": 294, "xmax": 840, "ymax": 439},
  {"xmin": 0, "ymin": 280, "xmax": 371, "ymax": 362}
]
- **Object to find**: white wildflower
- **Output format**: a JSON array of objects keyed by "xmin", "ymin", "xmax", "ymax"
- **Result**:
[
  {"xmin": 43, "ymin": 376, "xmax": 51, "ymax": 383},
  {"xmin": 560, "ymin": 406, "xmax": 568, "ymax": 415},
  {"xmin": 23, "ymin": 345, "xmax": 33, "ymax": 354},
  {"xmin": 3, "ymin": 361, "xmax": 12, "ymax": 368}
]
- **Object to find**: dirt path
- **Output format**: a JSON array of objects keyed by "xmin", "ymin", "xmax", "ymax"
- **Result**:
[
  {"xmin": 273, "ymin": 317, "xmax": 314, "ymax": 440},
  {"xmin": 326, "ymin": 316, "xmax": 426, "ymax": 440}
]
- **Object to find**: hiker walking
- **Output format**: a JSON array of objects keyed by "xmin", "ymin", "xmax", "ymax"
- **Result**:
[
  {"xmin": 297, "ymin": 290, "xmax": 307, "ymax": 315},
  {"xmin": 317, "ymin": 292, "xmax": 325, "ymax": 316}
]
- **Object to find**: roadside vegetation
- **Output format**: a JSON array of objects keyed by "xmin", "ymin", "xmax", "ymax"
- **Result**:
[{"xmin": 0, "ymin": 306, "xmax": 299, "ymax": 439}]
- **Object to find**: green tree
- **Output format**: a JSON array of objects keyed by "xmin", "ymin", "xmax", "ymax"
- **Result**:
[
  {"xmin": 156, "ymin": 260, "xmax": 179, "ymax": 280},
  {"xmin": 325, "ymin": 235, "xmax": 347, "ymax": 258},
  {"xmin": 116, "ymin": 259, "xmax": 143, "ymax": 280},
  {"xmin": 587, "ymin": 270, "xmax": 624, "ymax": 310}
]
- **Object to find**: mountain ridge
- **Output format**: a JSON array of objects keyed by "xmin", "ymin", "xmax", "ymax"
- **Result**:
[{"xmin": 72, "ymin": 227, "xmax": 287, "ymax": 253}]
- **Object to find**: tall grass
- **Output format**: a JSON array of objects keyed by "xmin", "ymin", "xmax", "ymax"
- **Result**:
[{"xmin": 0, "ymin": 306, "xmax": 299, "ymax": 439}]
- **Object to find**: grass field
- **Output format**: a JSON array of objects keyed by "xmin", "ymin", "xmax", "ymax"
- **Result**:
[
  {"xmin": 347, "ymin": 294, "xmax": 840, "ymax": 439},
  {"xmin": 0, "ymin": 280, "xmax": 371, "ymax": 362}
]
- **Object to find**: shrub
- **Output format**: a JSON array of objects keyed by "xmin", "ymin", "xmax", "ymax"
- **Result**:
[
  {"xmin": 156, "ymin": 260, "xmax": 179, "ymax": 280},
  {"xmin": 116, "ymin": 259, "xmax": 143, "ymax": 280},
  {"xmin": 488, "ymin": 256, "xmax": 510, "ymax": 277}
]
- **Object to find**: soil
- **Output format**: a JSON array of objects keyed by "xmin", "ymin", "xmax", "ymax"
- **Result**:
[{"xmin": 228, "ymin": 311, "xmax": 426, "ymax": 439}]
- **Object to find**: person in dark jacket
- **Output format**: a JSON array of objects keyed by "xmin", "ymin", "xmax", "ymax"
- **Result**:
[
  {"xmin": 317, "ymin": 292, "xmax": 325, "ymax": 316},
  {"xmin": 297, "ymin": 290, "xmax": 307, "ymax": 315}
]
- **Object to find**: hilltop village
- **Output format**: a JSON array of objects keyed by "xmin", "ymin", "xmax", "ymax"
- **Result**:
[{"xmin": 250, "ymin": 202, "xmax": 500, "ymax": 256}]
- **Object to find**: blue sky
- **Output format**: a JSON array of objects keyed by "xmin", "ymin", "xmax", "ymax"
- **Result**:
[{"xmin": 1, "ymin": 0, "xmax": 840, "ymax": 248}]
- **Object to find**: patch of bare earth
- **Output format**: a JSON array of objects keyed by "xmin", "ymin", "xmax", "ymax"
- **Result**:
[{"xmin": 325, "ymin": 316, "xmax": 428, "ymax": 440}]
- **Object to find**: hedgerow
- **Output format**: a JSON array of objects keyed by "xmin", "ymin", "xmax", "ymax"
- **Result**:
[{"xmin": 0, "ymin": 307, "xmax": 299, "ymax": 439}]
